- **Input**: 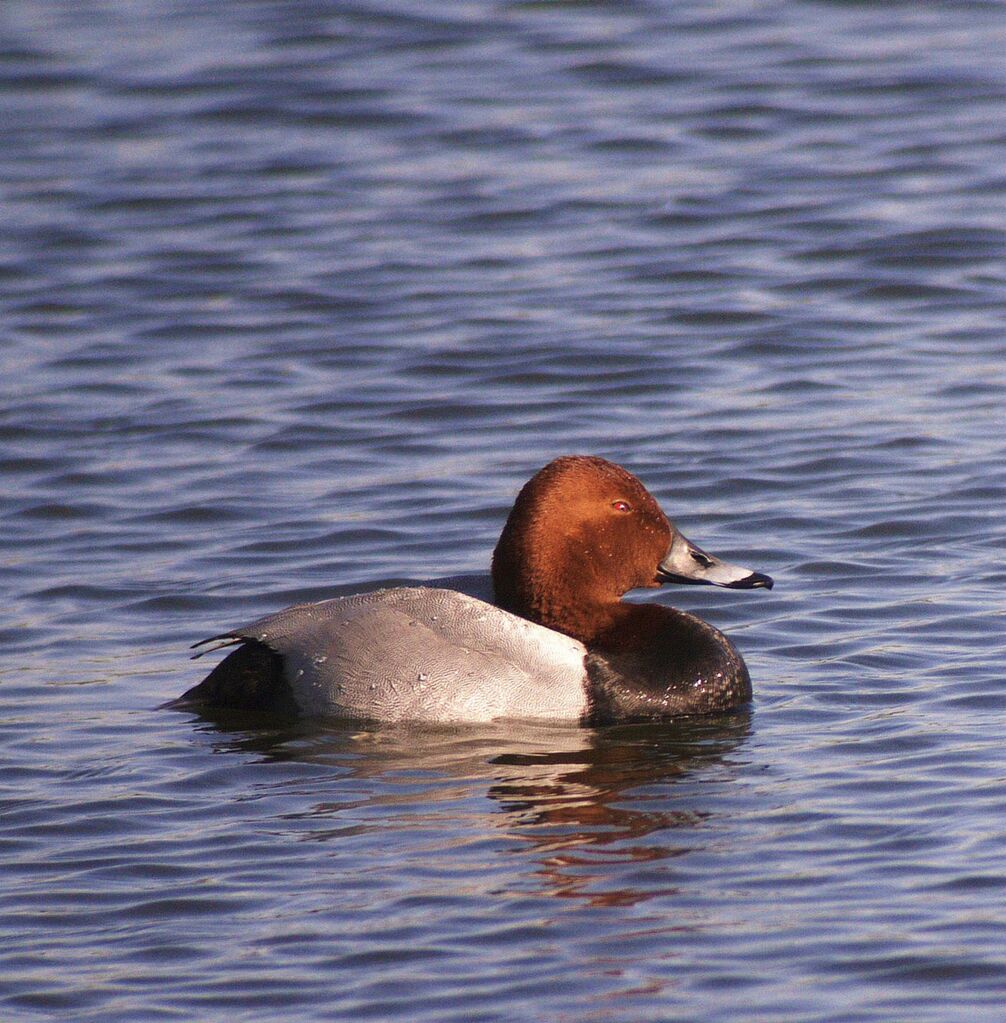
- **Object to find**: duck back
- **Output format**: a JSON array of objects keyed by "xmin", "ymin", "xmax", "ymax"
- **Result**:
[{"xmin": 181, "ymin": 587, "xmax": 589, "ymax": 723}]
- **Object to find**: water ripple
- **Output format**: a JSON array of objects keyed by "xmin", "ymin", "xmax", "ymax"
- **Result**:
[{"xmin": 3, "ymin": 1, "xmax": 1006, "ymax": 1020}]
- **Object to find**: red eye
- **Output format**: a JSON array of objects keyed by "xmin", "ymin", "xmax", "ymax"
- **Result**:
[{"xmin": 612, "ymin": 500, "xmax": 631, "ymax": 513}]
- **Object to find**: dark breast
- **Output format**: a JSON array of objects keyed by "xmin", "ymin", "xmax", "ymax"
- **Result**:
[{"xmin": 584, "ymin": 606, "xmax": 752, "ymax": 723}]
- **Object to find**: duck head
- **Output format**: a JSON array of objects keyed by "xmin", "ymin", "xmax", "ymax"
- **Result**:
[{"xmin": 492, "ymin": 455, "xmax": 771, "ymax": 646}]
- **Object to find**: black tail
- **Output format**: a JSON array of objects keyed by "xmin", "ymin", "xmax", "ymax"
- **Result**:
[{"xmin": 173, "ymin": 640, "xmax": 299, "ymax": 715}]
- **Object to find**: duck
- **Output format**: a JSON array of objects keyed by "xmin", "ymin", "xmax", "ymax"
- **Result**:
[{"xmin": 177, "ymin": 456, "xmax": 772, "ymax": 723}]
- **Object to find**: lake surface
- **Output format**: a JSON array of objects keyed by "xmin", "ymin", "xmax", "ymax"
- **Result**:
[{"xmin": 3, "ymin": 1, "xmax": 1006, "ymax": 1019}]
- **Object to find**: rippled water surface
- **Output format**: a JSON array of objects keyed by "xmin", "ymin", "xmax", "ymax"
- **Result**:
[{"xmin": 4, "ymin": 1, "xmax": 1006, "ymax": 1020}]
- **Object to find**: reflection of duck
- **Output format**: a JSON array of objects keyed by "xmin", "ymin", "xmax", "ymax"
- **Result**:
[
  {"xmin": 179, "ymin": 457, "xmax": 771, "ymax": 723},
  {"xmin": 486, "ymin": 714, "xmax": 752, "ymax": 906},
  {"xmin": 186, "ymin": 710, "xmax": 751, "ymax": 907}
]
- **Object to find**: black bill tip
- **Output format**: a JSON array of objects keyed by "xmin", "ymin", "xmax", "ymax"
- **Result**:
[{"xmin": 722, "ymin": 571, "xmax": 773, "ymax": 590}]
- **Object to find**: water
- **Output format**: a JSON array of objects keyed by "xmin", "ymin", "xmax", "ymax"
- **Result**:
[{"xmin": 3, "ymin": 1, "xmax": 1006, "ymax": 1019}]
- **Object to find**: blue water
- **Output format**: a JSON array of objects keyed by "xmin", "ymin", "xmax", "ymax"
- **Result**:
[{"xmin": 3, "ymin": 2, "xmax": 1006, "ymax": 1020}]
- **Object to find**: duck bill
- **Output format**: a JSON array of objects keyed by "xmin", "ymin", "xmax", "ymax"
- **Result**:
[{"xmin": 656, "ymin": 532, "xmax": 773, "ymax": 590}]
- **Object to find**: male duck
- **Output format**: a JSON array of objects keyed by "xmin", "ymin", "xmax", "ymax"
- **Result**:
[{"xmin": 178, "ymin": 456, "xmax": 772, "ymax": 723}]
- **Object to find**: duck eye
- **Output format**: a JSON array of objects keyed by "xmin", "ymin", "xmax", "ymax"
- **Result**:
[{"xmin": 612, "ymin": 500, "xmax": 632, "ymax": 513}]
